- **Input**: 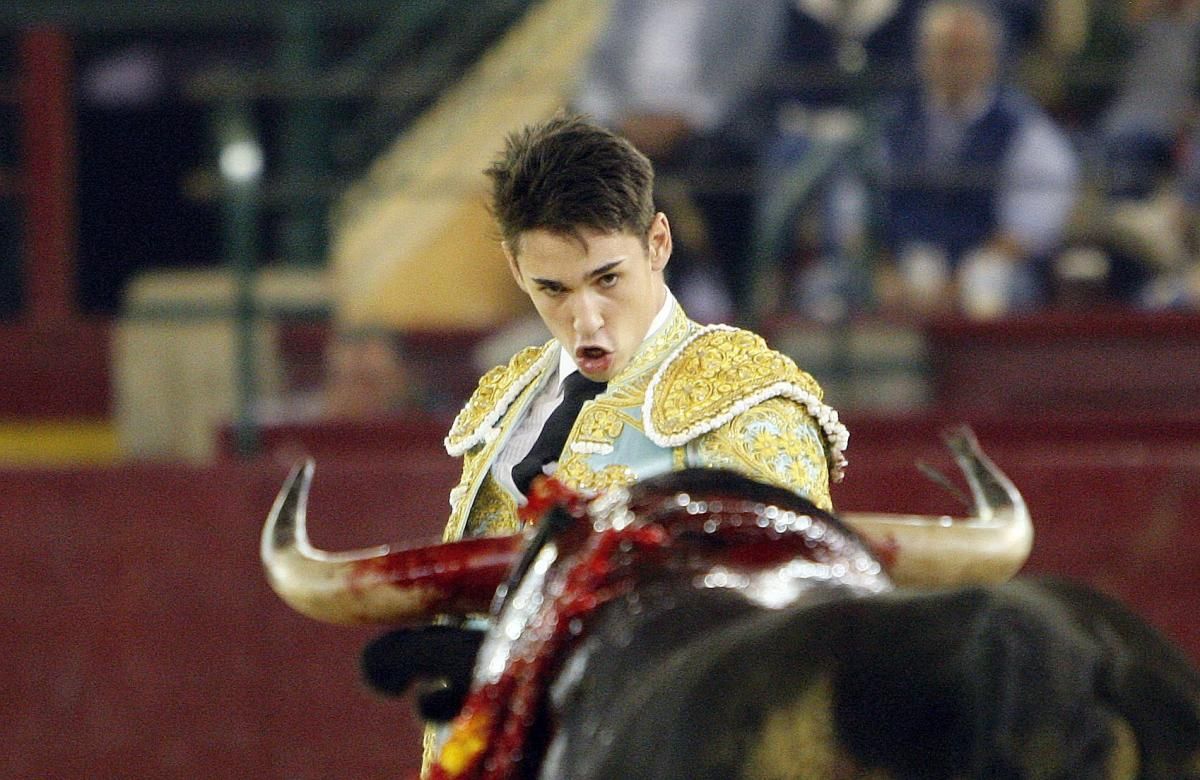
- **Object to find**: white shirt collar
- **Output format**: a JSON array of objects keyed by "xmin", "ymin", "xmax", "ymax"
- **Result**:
[{"xmin": 555, "ymin": 290, "xmax": 675, "ymax": 389}]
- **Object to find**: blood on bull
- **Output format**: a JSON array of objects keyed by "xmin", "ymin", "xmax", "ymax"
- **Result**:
[{"xmin": 261, "ymin": 428, "xmax": 1200, "ymax": 779}]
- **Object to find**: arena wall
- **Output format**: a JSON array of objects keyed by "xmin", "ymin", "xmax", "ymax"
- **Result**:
[{"xmin": 4, "ymin": 413, "xmax": 1198, "ymax": 777}]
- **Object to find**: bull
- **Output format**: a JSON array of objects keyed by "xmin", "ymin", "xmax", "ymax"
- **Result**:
[{"xmin": 261, "ymin": 429, "xmax": 1200, "ymax": 779}]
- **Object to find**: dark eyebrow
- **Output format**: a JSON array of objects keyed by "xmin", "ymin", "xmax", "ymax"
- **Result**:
[
  {"xmin": 530, "ymin": 260, "xmax": 624, "ymax": 290},
  {"xmin": 587, "ymin": 260, "xmax": 623, "ymax": 279}
]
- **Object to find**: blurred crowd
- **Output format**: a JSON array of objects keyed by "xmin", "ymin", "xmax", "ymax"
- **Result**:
[
  {"xmin": 570, "ymin": 0, "xmax": 1200, "ymax": 322},
  {"xmin": 314, "ymin": 0, "xmax": 1200, "ymax": 423},
  {"xmin": 55, "ymin": 0, "xmax": 1200, "ymax": 429}
]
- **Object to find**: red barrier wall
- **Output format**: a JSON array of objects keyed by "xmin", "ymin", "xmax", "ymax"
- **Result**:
[
  {"xmin": 2, "ymin": 457, "xmax": 452, "ymax": 779},
  {"xmin": 834, "ymin": 411, "xmax": 1200, "ymax": 658},
  {"xmin": 5, "ymin": 412, "xmax": 1198, "ymax": 777}
]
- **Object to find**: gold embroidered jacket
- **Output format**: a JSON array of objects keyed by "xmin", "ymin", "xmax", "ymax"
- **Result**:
[{"xmin": 441, "ymin": 303, "xmax": 848, "ymax": 541}]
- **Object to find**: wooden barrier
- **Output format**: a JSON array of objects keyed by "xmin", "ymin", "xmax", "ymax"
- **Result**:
[
  {"xmin": 835, "ymin": 410, "xmax": 1200, "ymax": 659},
  {"xmin": 2, "ymin": 458, "xmax": 450, "ymax": 779},
  {"xmin": 926, "ymin": 309, "xmax": 1200, "ymax": 412},
  {"xmin": 6, "ymin": 410, "xmax": 1198, "ymax": 777}
]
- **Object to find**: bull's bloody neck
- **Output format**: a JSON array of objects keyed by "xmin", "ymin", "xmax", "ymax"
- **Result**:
[{"xmin": 430, "ymin": 474, "xmax": 889, "ymax": 780}]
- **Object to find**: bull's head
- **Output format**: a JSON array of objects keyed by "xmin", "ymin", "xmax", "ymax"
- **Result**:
[
  {"xmin": 261, "ymin": 432, "xmax": 1200, "ymax": 780},
  {"xmin": 260, "ymin": 427, "xmax": 1032, "ymax": 626}
]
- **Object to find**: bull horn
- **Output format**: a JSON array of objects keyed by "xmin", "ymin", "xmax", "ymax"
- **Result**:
[
  {"xmin": 840, "ymin": 427, "xmax": 1032, "ymax": 587},
  {"xmin": 261, "ymin": 459, "xmax": 520, "ymax": 625}
]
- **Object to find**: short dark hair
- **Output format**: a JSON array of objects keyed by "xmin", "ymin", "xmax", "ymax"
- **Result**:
[{"xmin": 484, "ymin": 114, "xmax": 656, "ymax": 251}]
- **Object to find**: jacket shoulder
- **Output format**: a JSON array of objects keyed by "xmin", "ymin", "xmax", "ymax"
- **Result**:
[
  {"xmin": 643, "ymin": 325, "xmax": 847, "ymax": 477},
  {"xmin": 444, "ymin": 341, "xmax": 554, "ymax": 456}
]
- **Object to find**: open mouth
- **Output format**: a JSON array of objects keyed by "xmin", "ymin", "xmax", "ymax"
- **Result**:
[{"xmin": 575, "ymin": 346, "xmax": 613, "ymax": 376}]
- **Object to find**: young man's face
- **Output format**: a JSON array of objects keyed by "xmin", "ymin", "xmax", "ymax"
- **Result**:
[{"xmin": 505, "ymin": 212, "xmax": 671, "ymax": 382}]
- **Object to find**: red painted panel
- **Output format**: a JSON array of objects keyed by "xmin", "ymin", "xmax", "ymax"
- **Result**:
[
  {"xmin": 0, "ymin": 321, "xmax": 111, "ymax": 417},
  {"xmin": 3, "ymin": 416, "xmax": 1198, "ymax": 777},
  {"xmin": 1, "ymin": 459, "xmax": 450, "ymax": 779},
  {"xmin": 833, "ymin": 413, "xmax": 1200, "ymax": 656},
  {"xmin": 19, "ymin": 27, "xmax": 76, "ymax": 328},
  {"xmin": 926, "ymin": 310, "xmax": 1200, "ymax": 412}
]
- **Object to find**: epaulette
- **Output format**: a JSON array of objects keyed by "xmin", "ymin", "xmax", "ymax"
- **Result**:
[
  {"xmin": 642, "ymin": 325, "xmax": 849, "ymax": 479},
  {"xmin": 444, "ymin": 341, "xmax": 556, "ymax": 457}
]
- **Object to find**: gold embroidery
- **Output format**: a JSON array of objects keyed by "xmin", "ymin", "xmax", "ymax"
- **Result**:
[
  {"xmin": 443, "ymin": 304, "xmax": 840, "ymax": 550},
  {"xmin": 650, "ymin": 328, "xmax": 823, "ymax": 440},
  {"xmin": 443, "ymin": 445, "xmax": 493, "ymax": 541},
  {"xmin": 461, "ymin": 474, "xmax": 520, "ymax": 538},
  {"xmin": 444, "ymin": 352, "xmax": 551, "ymax": 541},
  {"xmin": 556, "ymin": 456, "xmax": 638, "ymax": 493},
  {"xmin": 611, "ymin": 303, "xmax": 695, "ymax": 385},
  {"xmin": 597, "ymin": 306, "xmax": 698, "ymax": 411},
  {"xmin": 690, "ymin": 396, "xmax": 832, "ymax": 511},
  {"xmin": 596, "ymin": 381, "xmax": 648, "ymax": 411},
  {"xmin": 445, "ymin": 342, "xmax": 551, "ymax": 452},
  {"xmin": 573, "ymin": 405, "xmax": 624, "ymax": 444}
]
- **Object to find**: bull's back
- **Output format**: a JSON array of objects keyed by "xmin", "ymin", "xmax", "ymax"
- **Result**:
[{"xmin": 540, "ymin": 577, "xmax": 1200, "ymax": 779}]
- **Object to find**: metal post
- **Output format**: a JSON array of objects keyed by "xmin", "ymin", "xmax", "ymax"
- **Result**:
[
  {"xmin": 216, "ymin": 99, "xmax": 264, "ymax": 458},
  {"xmin": 278, "ymin": 1, "xmax": 326, "ymax": 268}
]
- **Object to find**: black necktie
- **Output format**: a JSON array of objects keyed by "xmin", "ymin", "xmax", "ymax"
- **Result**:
[{"xmin": 512, "ymin": 372, "xmax": 607, "ymax": 494}]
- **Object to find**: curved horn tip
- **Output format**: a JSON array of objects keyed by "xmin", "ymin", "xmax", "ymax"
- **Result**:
[
  {"xmin": 292, "ymin": 456, "xmax": 316, "ymax": 486},
  {"xmin": 941, "ymin": 425, "xmax": 982, "ymax": 457},
  {"xmin": 941, "ymin": 424, "xmax": 1024, "ymax": 496},
  {"xmin": 845, "ymin": 425, "xmax": 1032, "ymax": 586},
  {"xmin": 262, "ymin": 458, "xmax": 317, "ymax": 560}
]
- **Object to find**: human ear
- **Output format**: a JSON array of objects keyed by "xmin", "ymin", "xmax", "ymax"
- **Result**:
[
  {"xmin": 503, "ymin": 241, "xmax": 527, "ymax": 292},
  {"xmin": 648, "ymin": 212, "xmax": 672, "ymax": 272}
]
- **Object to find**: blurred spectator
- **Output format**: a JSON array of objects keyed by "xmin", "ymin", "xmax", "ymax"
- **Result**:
[
  {"xmin": 1018, "ymin": 0, "xmax": 1130, "ymax": 132},
  {"xmin": 1039, "ymin": 1, "xmax": 1200, "ymax": 308},
  {"xmin": 752, "ymin": 0, "xmax": 927, "ymax": 322},
  {"xmin": 750, "ymin": 0, "xmax": 1056, "ymax": 321},
  {"xmin": 572, "ymin": 0, "xmax": 785, "ymax": 322},
  {"xmin": 322, "ymin": 329, "xmax": 414, "ymax": 420},
  {"xmin": 1096, "ymin": 0, "xmax": 1200, "ymax": 200},
  {"xmin": 1134, "ymin": 123, "xmax": 1200, "ymax": 308},
  {"xmin": 871, "ymin": 0, "xmax": 1081, "ymax": 318},
  {"xmin": 767, "ymin": 0, "xmax": 1048, "ymax": 111},
  {"xmin": 772, "ymin": 0, "xmax": 927, "ymax": 109},
  {"xmin": 1180, "ymin": 127, "xmax": 1200, "ymax": 257}
]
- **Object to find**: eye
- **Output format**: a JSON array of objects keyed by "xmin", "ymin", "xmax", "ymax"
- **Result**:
[
  {"xmin": 597, "ymin": 273, "xmax": 619, "ymax": 289},
  {"xmin": 538, "ymin": 283, "xmax": 565, "ymax": 298}
]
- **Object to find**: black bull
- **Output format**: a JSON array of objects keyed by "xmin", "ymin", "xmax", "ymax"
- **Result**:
[
  {"xmin": 262, "ymin": 438, "xmax": 1200, "ymax": 779},
  {"xmin": 519, "ymin": 570, "xmax": 1200, "ymax": 779}
]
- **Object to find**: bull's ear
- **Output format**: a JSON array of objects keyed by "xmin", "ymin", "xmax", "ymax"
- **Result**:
[{"xmin": 360, "ymin": 625, "xmax": 485, "ymax": 719}]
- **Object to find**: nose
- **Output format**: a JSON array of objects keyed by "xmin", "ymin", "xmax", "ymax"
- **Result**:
[{"xmin": 571, "ymin": 291, "xmax": 603, "ymax": 340}]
